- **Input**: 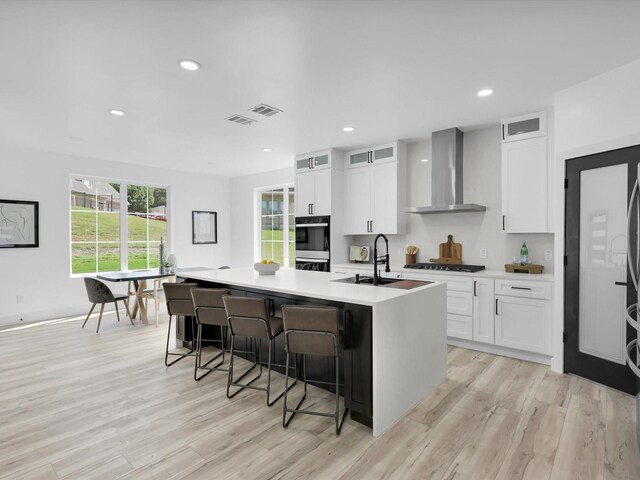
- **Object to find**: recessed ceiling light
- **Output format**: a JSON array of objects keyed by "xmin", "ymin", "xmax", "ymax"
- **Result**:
[
  {"xmin": 421, "ymin": 159, "xmax": 429, "ymax": 163},
  {"xmin": 477, "ymin": 89, "xmax": 493, "ymax": 97},
  {"xmin": 343, "ymin": 126, "xmax": 355, "ymax": 132},
  {"xmin": 178, "ymin": 59, "xmax": 200, "ymax": 71},
  {"xmin": 109, "ymin": 109, "xmax": 126, "ymax": 116},
  {"xmin": 263, "ymin": 148, "xmax": 272, "ymax": 152}
]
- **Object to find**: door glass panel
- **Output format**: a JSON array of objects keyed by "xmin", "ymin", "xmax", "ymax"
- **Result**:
[
  {"xmin": 297, "ymin": 158, "xmax": 310, "ymax": 170},
  {"xmin": 507, "ymin": 118, "xmax": 540, "ymax": 136},
  {"xmin": 579, "ymin": 163, "xmax": 627, "ymax": 364},
  {"xmin": 374, "ymin": 147, "xmax": 394, "ymax": 160},
  {"xmin": 314, "ymin": 154, "xmax": 329, "ymax": 167},
  {"xmin": 350, "ymin": 152, "xmax": 369, "ymax": 165}
]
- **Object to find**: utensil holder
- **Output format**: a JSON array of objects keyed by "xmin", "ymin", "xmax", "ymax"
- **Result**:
[{"xmin": 406, "ymin": 254, "xmax": 416, "ymax": 265}]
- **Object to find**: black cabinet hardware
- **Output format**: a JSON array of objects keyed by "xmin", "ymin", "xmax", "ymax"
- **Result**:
[
  {"xmin": 511, "ymin": 286, "xmax": 531, "ymax": 291},
  {"xmin": 502, "ymin": 215, "xmax": 505, "ymax": 231},
  {"xmin": 615, "ymin": 281, "xmax": 634, "ymax": 287},
  {"xmin": 473, "ymin": 281, "xmax": 477, "ymax": 297},
  {"xmin": 495, "ymin": 298, "xmax": 499, "ymax": 315}
]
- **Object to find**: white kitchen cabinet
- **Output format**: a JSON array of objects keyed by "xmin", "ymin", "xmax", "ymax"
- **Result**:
[
  {"xmin": 501, "ymin": 111, "xmax": 547, "ymax": 143},
  {"xmin": 501, "ymin": 136, "xmax": 548, "ymax": 233},
  {"xmin": 472, "ymin": 278, "xmax": 495, "ymax": 345},
  {"xmin": 495, "ymin": 295, "xmax": 551, "ymax": 355},
  {"xmin": 347, "ymin": 142, "xmax": 397, "ymax": 168},
  {"xmin": 295, "ymin": 150, "xmax": 332, "ymax": 173},
  {"xmin": 295, "ymin": 167, "xmax": 332, "ymax": 217},
  {"xmin": 343, "ymin": 142, "xmax": 406, "ymax": 235},
  {"xmin": 447, "ymin": 314, "xmax": 473, "ymax": 341}
]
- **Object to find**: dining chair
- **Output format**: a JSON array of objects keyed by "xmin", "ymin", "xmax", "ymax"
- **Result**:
[
  {"xmin": 142, "ymin": 276, "xmax": 175, "ymax": 327},
  {"xmin": 82, "ymin": 278, "xmax": 133, "ymax": 333}
]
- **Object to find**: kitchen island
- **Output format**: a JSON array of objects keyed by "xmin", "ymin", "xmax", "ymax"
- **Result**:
[{"xmin": 179, "ymin": 267, "xmax": 447, "ymax": 437}]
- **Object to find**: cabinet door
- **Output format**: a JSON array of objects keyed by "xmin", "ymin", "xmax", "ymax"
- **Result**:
[
  {"xmin": 348, "ymin": 149, "xmax": 372, "ymax": 168},
  {"xmin": 502, "ymin": 111, "xmax": 547, "ymax": 143},
  {"xmin": 295, "ymin": 157, "xmax": 312, "ymax": 172},
  {"xmin": 502, "ymin": 136, "xmax": 548, "ymax": 233},
  {"xmin": 472, "ymin": 278, "xmax": 495, "ymax": 344},
  {"xmin": 372, "ymin": 144, "xmax": 396, "ymax": 164},
  {"xmin": 495, "ymin": 295, "xmax": 551, "ymax": 354},
  {"xmin": 447, "ymin": 314, "xmax": 473, "ymax": 340},
  {"xmin": 344, "ymin": 168, "xmax": 372, "ymax": 234},
  {"xmin": 312, "ymin": 169, "xmax": 332, "ymax": 215},
  {"xmin": 313, "ymin": 153, "xmax": 330, "ymax": 170},
  {"xmin": 372, "ymin": 162, "xmax": 397, "ymax": 233},
  {"xmin": 295, "ymin": 172, "xmax": 316, "ymax": 217}
]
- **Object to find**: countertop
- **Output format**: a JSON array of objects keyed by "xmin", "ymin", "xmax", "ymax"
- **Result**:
[
  {"xmin": 332, "ymin": 263, "xmax": 555, "ymax": 282},
  {"xmin": 178, "ymin": 267, "xmax": 442, "ymax": 307}
]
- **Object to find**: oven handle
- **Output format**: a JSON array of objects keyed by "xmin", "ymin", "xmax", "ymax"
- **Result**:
[
  {"xmin": 295, "ymin": 257, "xmax": 329, "ymax": 262},
  {"xmin": 295, "ymin": 223, "xmax": 328, "ymax": 227}
]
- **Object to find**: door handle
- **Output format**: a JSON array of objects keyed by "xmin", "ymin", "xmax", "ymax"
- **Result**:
[
  {"xmin": 615, "ymin": 281, "xmax": 634, "ymax": 286},
  {"xmin": 495, "ymin": 298, "xmax": 499, "ymax": 315},
  {"xmin": 510, "ymin": 286, "xmax": 531, "ymax": 291},
  {"xmin": 308, "ymin": 204, "xmax": 311, "ymax": 215},
  {"xmin": 370, "ymin": 220, "xmax": 374, "ymax": 232},
  {"xmin": 473, "ymin": 281, "xmax": 477, "ymax": 297},
  {"xmin": 502, "ymin": 215, "xmax": 506, "ymax": 231},
  {"xmin": 502, "ymin": 124, "xmax": 506, "ymax": 140},
  {"xmin": 311, "ymin": 203, "xmax": 314, "ymax": 215}
]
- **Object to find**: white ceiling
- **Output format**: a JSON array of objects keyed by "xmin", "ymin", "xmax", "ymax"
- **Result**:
[{"xmin": 1, "ymin": 0, "xmax": 640, "ymax": 177}]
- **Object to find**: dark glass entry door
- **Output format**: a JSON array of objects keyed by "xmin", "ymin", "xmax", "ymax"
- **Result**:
[{"xmin": 564, "ymin": 145, "xmax": 640, "ymax": 395}]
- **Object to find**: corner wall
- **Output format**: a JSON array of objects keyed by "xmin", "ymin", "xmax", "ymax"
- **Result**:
[{"xmin": 0, "ymin": 145, "xmax": 230, "ymax": 326}]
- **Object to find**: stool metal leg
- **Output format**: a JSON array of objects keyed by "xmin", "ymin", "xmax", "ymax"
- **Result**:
[
  {"xmin": 194, "ymin": 324, "xmax": 227, "ymax": 381},
  {"xmin": 226, "ymin": 336, "xmax": 261, "ymax": 398},
  {"xmin": 165, "ymin": 314, "xmax": 195, "ymax": 367}
]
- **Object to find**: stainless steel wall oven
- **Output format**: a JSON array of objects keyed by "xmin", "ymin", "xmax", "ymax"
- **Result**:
[{"xmin": 295, "ymin": 216, "xmax": 330, "ymax": 271}]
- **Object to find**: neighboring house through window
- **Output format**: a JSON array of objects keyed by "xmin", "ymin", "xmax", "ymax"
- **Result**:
[{"xmin": 70, "ymin": 178, "xmax": 168, "ymax": 275}]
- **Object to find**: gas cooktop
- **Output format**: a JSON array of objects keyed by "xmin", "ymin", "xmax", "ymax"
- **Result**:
[{"xmin": 404, "ymin": 263, "xmax": 486, "ymax": 273}]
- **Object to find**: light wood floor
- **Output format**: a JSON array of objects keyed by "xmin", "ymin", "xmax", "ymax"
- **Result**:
[{"xmin": 0, "ymin": 309, "xmax": 638, "ymax": 479}]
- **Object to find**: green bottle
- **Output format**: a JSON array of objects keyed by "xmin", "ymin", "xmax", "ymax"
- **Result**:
[{"xmin": 519, "ymin": 241, "xmax": 529, "ymax": 264}]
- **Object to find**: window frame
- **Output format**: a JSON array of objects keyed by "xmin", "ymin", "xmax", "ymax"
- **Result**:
[
  {"xmin": 69, "ymin": 175, "xmax": 170, "ymax": 277},
  {"xmin": 254, "ymin": 183, "xmax": 294, "ymax": 268}
]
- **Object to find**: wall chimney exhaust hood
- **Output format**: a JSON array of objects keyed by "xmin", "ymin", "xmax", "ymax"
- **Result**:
[{"xmin": 407, "ymin": 127, "xmax": 486, "ymax": 214}]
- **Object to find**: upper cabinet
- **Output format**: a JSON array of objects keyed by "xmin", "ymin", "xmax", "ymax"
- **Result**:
[
  {"xmin": 501, "ymin": 111, "xmax": 550, "ymax": 233},
  {"xmin": 295, "ymin": 151, "xmax": 332, "ymax": 173},
  {"xmin": 294, "ymin": 149, "xmax": 342, "ymax": 218},
  {"xmin": 344, "ymin": 141, "xmax": 406, "ymax": 235},
  {"xmin": 347, "ymin": 143, "xmax": 397, "ymax": 168}
]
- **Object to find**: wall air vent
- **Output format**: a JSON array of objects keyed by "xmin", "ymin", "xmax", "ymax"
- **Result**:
[
  {"xmin": 226, "ymin": 114, "xmax": 256, "ymax": 126},
  {"xmin": 250, "ymin": 104, "xmax": 282, "ymax": 117}
]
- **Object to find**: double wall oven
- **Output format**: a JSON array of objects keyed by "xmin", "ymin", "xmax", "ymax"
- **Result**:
[{"xmin": 295, "ymin": 216, "xmax": 330, "ymax": 271}]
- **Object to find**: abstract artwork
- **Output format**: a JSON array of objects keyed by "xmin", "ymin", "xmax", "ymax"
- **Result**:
[
  {"xmin": 192, "ymin": 210, "xmax": 217, "ymax": 244},
  {"xmin": 0, "ymin": 200, "xmax": 39, "ymax": 248}
]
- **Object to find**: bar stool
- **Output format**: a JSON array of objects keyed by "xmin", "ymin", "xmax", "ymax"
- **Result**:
[
  {"xmin": 222, "ymin": 295, "xmax": 296, "ymax": 406},
  {"xmin": 191, "ymin": 288, "xmax": 230, "ymax": 381},
  {"xmin": 163, "ymin": 283, "xmax": 198, "ymax": 366},
  {"xmin": 281, "ymin": 305, "xmax": 348, "ymax": 435}
]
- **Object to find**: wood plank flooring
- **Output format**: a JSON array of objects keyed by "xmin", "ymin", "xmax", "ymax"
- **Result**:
[{"xmin": 0, "ymin": 310, "xmax": 638, "ymax": 479}]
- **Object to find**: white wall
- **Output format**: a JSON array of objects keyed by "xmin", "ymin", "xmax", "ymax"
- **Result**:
[
  {"xmin": 229, "ymin": 167, "xmax": 294, "ymax": 267},
  {"xmin": 349, "ymin": 126, "xmax": 555, "ymax": 272},
  {"xmin": 0, "ymin": 145, "xmax": 230, "ymax": 326},
  {"xmin": 552, "ymin": 58, "xmax": 640, "ymax": 373}
]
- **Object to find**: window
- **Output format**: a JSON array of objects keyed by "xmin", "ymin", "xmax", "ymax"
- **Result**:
[
  {"xmin": 70, "ymin": 178, "xmax": 168, "ymax": 275},
  {"xmin": 257, "ymin": 186, "xmax": 294, "ymax": 268}
]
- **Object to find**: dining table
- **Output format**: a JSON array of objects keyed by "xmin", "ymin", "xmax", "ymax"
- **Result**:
[{"xmin": 97, "ymin": 267, "xmax": 212, "ymax": 324}]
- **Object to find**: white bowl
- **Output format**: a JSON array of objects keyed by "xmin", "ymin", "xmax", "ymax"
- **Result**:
[{"xmin": 254, "ymin": 262, "xmax": 280, "ymax": 275}]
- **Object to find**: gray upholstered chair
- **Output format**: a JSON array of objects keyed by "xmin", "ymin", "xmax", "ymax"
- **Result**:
[
  {"xmin": 222, "ymin": 295, "xmax": 296, "ymax": 406},
  {"xmin": 82, "ymin": 277, "xmax": 133, "ymax": 333},
  {"xmin": 163, "ymin": 283, "xmax": 198, "ymax": 366},
  {"xmin": 281, "ymin": 305, "xmax": 348, "ymax": 435},
  {"xmin": 191, "ymin": 288, "xmax": 230, "ymax": 381}
]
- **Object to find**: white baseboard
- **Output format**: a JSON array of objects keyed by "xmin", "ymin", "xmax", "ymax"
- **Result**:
[
  {"xmin": 448, "ymin": 337, "xmax": 552, "ymax": 366},
  {"xmin": 0, "ymin": 303, "xmax": 114, "ymax": 327}
]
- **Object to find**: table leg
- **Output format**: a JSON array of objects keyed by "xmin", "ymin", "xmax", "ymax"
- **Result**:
[
  {"xmin": 131, "ymin": 280, "xmax": 140, "ymax": 319},
  {"xmin": 136, "ymin": 280, "xmax": 148, "ymax": 324}
]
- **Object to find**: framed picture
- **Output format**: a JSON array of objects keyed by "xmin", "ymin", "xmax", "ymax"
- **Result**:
[
  {"xmin": 192, "ymin": 211, "xmax": 217, "ymax": 244},
  {"xmin": 0, "ymin": 199, "xmax": 39, "ymax": 248}
]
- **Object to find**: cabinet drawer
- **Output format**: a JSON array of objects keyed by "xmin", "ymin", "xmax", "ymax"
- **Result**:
[
  {"xmin": 402, "ymin": 272, "xmax": 472, "ymax": 292},
  {"xmin": 448, "ymin": 291, "xmax": 473, "ymax": 316},
  {"xmin": 495, "ymin": 279, "xmax": 551, "ymax": 299},
  {"xmin": 447, "ymin": 314, "xmax": 472, "ymax": 340}
]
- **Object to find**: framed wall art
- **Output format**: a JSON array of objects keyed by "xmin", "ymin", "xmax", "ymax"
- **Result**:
[
  {"xmin": 0, "ymin": 199, "xmax": 39, "ymax": 248},
  {"xmin": 192, "ymin": 210, "xmax": 217, "ymax": 244}
]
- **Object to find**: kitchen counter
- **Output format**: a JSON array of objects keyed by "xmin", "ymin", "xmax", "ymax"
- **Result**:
[
  {"xmin": 180, "ymin": 267, "xmax": 447, "ymax": 437},
  {"xmin": 332, "ymin": 263, "xmax": 554, "ymax": 282}
]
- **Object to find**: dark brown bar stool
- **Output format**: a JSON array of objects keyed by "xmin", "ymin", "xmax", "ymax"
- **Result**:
[
  {"xmin": 163, "ymin": 283, "xmax": 198, "ymax": 366},
  {"xmin": 191, "ymin": 288, "xmax": 230, "ymax": 381},
  {"xmin": 222, "ymin": 295, "xmax": 296, "ymax": 406},
  {"xmin": 281, "ymin": 305, "xmax": 348, "ymax": 435}
]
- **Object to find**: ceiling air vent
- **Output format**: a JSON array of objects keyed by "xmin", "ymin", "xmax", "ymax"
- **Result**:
[
  {"xmin": 226, "ymin": 114, "xmax": 256, "ymax": 126},
  {"xmin": 250, "ymin": 104, "xmax": 282, "ymax": 117}
]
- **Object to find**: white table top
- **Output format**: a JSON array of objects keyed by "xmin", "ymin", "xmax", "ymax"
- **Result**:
[{"xmin": 178, "ymin": 267, "xmax": 441, "ymax": 307}]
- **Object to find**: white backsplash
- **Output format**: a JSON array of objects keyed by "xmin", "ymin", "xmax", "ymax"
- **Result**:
[{"xmin": 348, "ymin": 125, "xmax": 555, "ymax": 273}]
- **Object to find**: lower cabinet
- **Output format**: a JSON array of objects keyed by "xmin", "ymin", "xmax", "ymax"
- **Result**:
[
  {"xmin": 495, "ymin": 295, "xmax": 551, "ymax": 354},
  {"xmin": 472, "ymin": 278, "xmax": 495, "ymax": 344}
]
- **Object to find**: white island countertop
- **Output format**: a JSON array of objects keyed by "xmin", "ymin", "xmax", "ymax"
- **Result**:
[{"xmin": 179, "ymin": 267, "xmax": 442, "ymax": 306}]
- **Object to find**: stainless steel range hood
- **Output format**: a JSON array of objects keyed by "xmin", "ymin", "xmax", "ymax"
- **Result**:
[{"xmin": 407, "ymin": 127, "xmax": 486, "ymax": 214}]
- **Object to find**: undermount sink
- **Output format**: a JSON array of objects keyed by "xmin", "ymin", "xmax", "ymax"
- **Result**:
[
  {"xmin": 356, "ymin": 276, "xmax": 401, "ymax": 285},
  {"xmin": 332, "ymin": 275, "xmax": 427, "ymax": 288}
]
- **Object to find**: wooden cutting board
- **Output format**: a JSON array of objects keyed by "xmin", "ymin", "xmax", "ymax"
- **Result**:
[{"xmin": 430, "ymin": 234, "xmax": 462, "ymax": 264}]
